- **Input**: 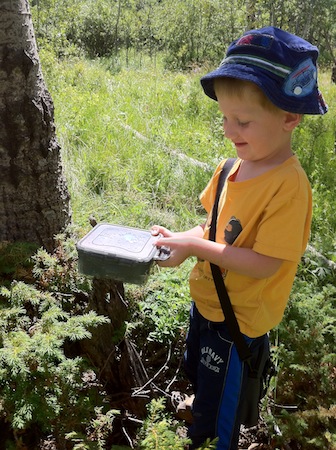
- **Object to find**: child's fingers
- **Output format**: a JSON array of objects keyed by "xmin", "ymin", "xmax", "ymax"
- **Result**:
[
  {"xmin": 151, "ymin": 225, "xmax": 161, "ymax": 236},
  {"xmin": 151, "ymin": 225, "xmax": 172, "ymax": 237}
]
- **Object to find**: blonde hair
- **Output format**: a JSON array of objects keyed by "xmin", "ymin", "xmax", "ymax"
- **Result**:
[{"xmin": 214, "ymin": 78, "xmax": 282, "ymax": 113}]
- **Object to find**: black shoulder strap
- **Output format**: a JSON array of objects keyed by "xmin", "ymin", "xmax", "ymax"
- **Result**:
[
  {"xmin": 209, "ymin": 158, "xmax": 236, "ymax": 242},
  {"xmin": 209, "ymin": 158, "xmax": 253, "ymax": 363}
]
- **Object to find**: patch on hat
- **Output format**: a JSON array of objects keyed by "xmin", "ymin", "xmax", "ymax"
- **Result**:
[
  {"xmin": 283, "ymin": 58, "xmax": 317, "ymax": 98},
  {"xmin": 236, "ymin": 33, "xmax": 274, "ymax": 50}
]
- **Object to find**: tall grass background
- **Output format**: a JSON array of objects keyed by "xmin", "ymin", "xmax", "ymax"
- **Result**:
[{"xmin": 41, "ymin": 50, "xmax": 336, "ymax": 260}]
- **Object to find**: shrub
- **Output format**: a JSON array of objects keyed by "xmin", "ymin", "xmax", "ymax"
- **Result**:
[
  {"xmin": 269, "ymin": 267, "xmax": 336, "ymax": 450},
  {"xmin": 0, "ymin": 280, "xmax": 109, "ymax": 441},
  {"xmin": 0, "ymin": 231, "xmax": 114, "ymax": 447}
]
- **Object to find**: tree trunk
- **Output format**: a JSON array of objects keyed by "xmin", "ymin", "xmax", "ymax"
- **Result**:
[
  {"xmin": 0, "ymin": 0, "xmax": 71, "ymax": 252},
  {"xmin": 79, "ymin": 279, "xmax": 148, "ymax": 427},
  {"xmin": 332, "ymin": 64, "xmax": 336, "ymax": 84}
]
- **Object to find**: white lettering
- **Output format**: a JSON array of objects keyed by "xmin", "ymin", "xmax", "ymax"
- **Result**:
[
  {"xmin": 201, "ymin": 357, "xmax": 220, "ymax": 373},
  {"xmin": 200, "ymin": 346, "xmax": 224, "ymax": 372}
]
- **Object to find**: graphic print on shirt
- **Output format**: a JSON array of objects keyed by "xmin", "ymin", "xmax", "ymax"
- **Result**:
[{"xmin": 224, "ymin": 216, "xmax": 242, "ymax": 245}]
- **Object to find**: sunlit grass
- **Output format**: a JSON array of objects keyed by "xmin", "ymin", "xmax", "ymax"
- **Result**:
[
  {"xmin": 42, "ymin": 52, "xmax": 336, "ymax": 257},
  {"xmin": 43, "ymin": 54, "xmax": 224, "ymax": 232}
]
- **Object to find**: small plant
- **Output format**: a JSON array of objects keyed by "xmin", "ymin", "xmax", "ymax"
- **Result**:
[
  {"xmin": 138, "ymin": 397, "xmax": 219, "ymax": 449},
  {"xmin": 32, "ymin": 227, "xmax": 92, "ymax": 296},
  {"xmin": 65, "ymin": 407, "xmax": 121, "ymax": 449},
  {"xmin": 138, "ymin": 397, "xmax": 191, "ymax": 449}
]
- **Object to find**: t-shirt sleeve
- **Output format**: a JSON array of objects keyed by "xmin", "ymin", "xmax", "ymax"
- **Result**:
[{"xmin": 253, "ymin": 177, "xmax": 312, "ymax": 262}]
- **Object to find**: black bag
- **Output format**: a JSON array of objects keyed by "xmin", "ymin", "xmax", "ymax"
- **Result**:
[
  {"xmin": 239, "ymin": 335, "xmax": 275, "ymax": 427},
  {"xmin": 209, "ymin": 158, "xmax": 275, "ymax": 428}
]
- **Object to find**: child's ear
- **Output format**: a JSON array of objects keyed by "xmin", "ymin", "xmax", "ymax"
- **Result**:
[{"xmin": 283, "ymin": 112, "xmax": 302, "ymax": 131}]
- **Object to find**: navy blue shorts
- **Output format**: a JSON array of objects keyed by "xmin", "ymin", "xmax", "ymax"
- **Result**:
[{"xmin": 184, "ymin": 302, "xmax": 267, "ymax": 450}]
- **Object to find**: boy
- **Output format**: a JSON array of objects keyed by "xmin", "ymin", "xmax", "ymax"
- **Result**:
[{"xmin": 152, "ymin": 26, "xmax": 327, "ymax": 449}]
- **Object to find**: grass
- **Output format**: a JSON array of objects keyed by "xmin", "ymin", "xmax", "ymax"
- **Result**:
[
  {"xmin": 41, "ymin": 53, "xmax": 230, "ymax": 233},
  {"xmin": 40, "ymin": 51, "xmax": 336, "ymax": 259}
]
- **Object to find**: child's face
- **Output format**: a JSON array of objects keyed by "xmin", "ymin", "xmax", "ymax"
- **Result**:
[{"xmin": 216, "ymin": 85, "xmax": 293, "ymax": 163}]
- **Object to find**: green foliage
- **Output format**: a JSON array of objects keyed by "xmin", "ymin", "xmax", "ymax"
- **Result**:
[
  {"xmin": 156, "ymin": 0, "xmax": 235, "ymax": 70},
  {"xmin": 41, "ymin": 55, "xmax": 221, "ymax": 232},
  {"xmin": 134, "ymin": 261, "xmax": 193, "ymax": 344},
  {"xmin": 32, "ymin": 228, "xmax": 92, "ymax": 295},
  {"xmin": 276, "ymin": 283, "xmax": 335, "ymax": 406},
  {"xmin": 0, "ymin": 280, "xmax": 109, "ymax": 433},
  {"xmin": 88, "ymin": 408, "xmax": 121, "ymax": 448},
  {"xmin": 0, "ymin": 242, "xmax": 38, "ymax": 279},
  {"xmin": 138, "ymin": 397, "xmax": 191, "ymax": 449},
  {"xmin": 275, "ymin": 407, "xmax": 336, "ymax": 450},
  {"xmin": 291, "ymin": 87, "xmax": 336, "ymax": 257},
  {"xmin": 30, "ymin": 0, "xmax": 83, "ymax": 58},
  {"xmin": 269, "ymin": 268, "xmax": 336, "ymax": 449},
  {"xmin": 65, "ymin": 408, "xmax": 121, "ymax": 449},
  {"xmin": 0, "ymin": 235, "xmax": 114, "ymax": 446},
  {"xmin": 73, "ymin": 0, "xmax": 121, "ymax": 58},
  {"xmin": 138, "ymin": 398, "xmax": 218, "ymax": 449}
]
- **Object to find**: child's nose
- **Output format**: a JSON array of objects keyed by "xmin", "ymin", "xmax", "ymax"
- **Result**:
[{"xmin": 223, "ymin": 122, "xmax": 238, "ymax": 140}]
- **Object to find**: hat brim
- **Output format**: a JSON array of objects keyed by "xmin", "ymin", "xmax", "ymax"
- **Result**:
[{"xmin": 200, "ymin": 63, "xmax": 328, "ymax": 115}]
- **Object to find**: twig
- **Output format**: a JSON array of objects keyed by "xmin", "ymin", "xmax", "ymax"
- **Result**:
[
  {"xmin": 165, "ymin": 353, "xmax": 184, "ymax": 392},
  {"xmin": 121, "ymin": 422, "xmax": 135, "ymax": 448},
  {"xmin": 271, "ymin": 402, "xmax": 298, "ymax": 411},
  {"xmin": 98, "ymin": 348, "xmax": 116, "ymax": 380},
  {"xmin": 125, "ymin": 415, "xmax": 144, "ymax": 425},
  {"xmin": 151, "ymin": 383, "xmax": 171, "ymax": 398},
  {"xmin": 126, "ymin": 339, "xmax": 149, "ymax": 387},
  {"xmin": 132, "ymin": 345, "xmax": 172, "ymax": 397}
]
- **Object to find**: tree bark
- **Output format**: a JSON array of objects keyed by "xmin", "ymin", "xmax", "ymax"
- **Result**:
[
  {"xmin": 0, "ymin": 0, "xmax": 71, "ymax": 252},
  {"xmin": 79, "ymin": 278, "xmax": 148, "ymax": 419}
]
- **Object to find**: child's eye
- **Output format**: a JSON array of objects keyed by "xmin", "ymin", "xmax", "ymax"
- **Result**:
[{"xmin": 238, "ymin": 120, "xmax": 250, "ymax": 127}]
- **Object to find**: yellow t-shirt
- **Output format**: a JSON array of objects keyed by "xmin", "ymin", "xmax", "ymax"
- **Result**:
[{"xmin": 189, "ymin": 156, "xmax": 312, "ymax": 337}]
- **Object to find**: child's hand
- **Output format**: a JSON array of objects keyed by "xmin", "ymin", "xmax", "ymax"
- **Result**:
[
  {"xmin": 151, "ymin": 225, "xmax": 192, "ymax": 267},
  {"xmin": 151, "ymin": 225, "xmax": 181, "ymax": 267},
  {"xmin": 156, "ymin": 236, "xmax": 193, "ymax": 267},
  {"xmin": 151, "ymin": 225, "xmax": 173, "ymax": 266},
  {"xmin": 151, "ymin": 225, "xmax": 174, "ymax": 238}
]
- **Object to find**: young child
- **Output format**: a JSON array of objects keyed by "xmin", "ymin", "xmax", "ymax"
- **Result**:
[{"xmin": 152, "ymin": 26, "xmax": 328, "ymax": 450}]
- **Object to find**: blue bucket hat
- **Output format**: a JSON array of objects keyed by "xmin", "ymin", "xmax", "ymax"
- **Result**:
[{"xmin": 201, "ymin": 26, "xmax": 328, "ymax": 115}]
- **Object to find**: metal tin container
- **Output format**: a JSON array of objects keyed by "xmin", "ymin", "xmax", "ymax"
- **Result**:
[{"xmin": 76, "ymin": 223, "xmax": 169, "ymax": 284}]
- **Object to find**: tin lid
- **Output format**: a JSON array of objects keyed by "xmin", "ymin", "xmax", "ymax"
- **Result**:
[{"xmin": 76, "ymin": 223, "xmax": 159, "ymax": 263}]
